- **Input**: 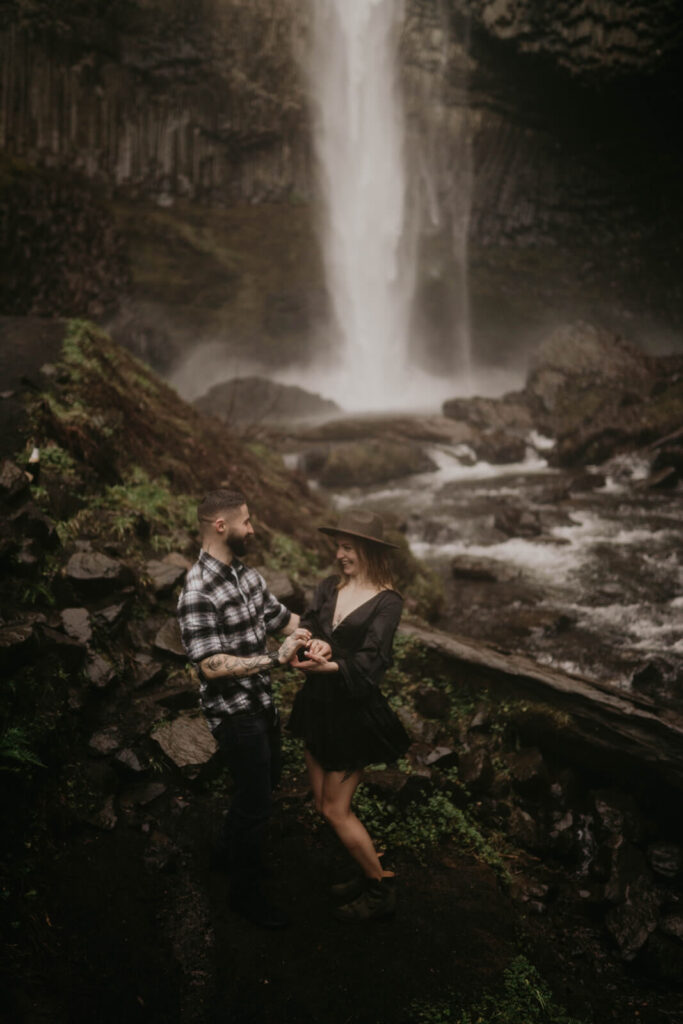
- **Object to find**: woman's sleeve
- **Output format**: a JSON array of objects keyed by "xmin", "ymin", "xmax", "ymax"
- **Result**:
[{"xmin": 335, "ymin": 594, "xmax": 403, "ymax": 700}]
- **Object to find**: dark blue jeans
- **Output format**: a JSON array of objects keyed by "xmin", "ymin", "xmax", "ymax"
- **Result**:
[{"xmin": 212, "ymin": 710, "xmax": 282, "ymax": 891}]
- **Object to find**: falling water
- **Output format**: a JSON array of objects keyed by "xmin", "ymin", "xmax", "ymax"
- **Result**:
[
  {"xmin": 305, "ymin": 0, "xmax": 475, "ymax": 412},
  {"xmin": 307, "ymin": 0, "xmax": 415, "ymax": 411}
]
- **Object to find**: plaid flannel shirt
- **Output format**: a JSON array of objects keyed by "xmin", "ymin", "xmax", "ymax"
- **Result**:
[{"xmin": 177, "ymin": 551, "xmax": 291, "ymax": 728}]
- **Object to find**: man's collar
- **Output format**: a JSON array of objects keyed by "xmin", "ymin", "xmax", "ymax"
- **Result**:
[{"xmin": 199, "ymin": 550, "xmax": 246, "ymax": 577}]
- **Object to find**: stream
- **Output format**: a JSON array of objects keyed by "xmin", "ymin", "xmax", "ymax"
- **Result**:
[{"xmin": 297, "ymin": 434, "xmax": 682, "ymax": 694}]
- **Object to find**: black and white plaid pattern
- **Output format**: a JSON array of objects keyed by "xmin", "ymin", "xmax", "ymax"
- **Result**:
[{"xmin": 177, "ymin": 551, "xmax": 291, "ymax": 727}]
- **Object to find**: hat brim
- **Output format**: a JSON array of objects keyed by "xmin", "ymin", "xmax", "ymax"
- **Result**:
[{"xmin": 318, "ymin": 525, "xmax": 400, "ymax": 549}]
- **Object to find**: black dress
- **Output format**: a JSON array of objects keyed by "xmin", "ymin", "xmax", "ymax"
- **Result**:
[{"xmin": 287, "ymin": 575, "xmax": 411, "ymax": 772}]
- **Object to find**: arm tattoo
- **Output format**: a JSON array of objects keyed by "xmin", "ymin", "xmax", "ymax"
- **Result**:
[{"xmin": 202, "ymin": 652, "xmax": 273, "ymax": 678}]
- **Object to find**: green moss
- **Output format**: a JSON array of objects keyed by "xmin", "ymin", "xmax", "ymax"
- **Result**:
[{"xmin": 408, "ymin": 956, "xmax": 586, "ymax": 1024}]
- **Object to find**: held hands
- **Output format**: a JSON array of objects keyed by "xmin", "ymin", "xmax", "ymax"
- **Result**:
[
  {"xmin": 292, "ymin": 638, "xmax": 336, "ymax": 673},
  {"xmin": 277, "ymin": 627, "xmax": 312, "ymax": 665}
]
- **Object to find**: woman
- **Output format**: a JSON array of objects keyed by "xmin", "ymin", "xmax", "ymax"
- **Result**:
[{"xmin": 288, "ymin": 509, "xmax": 410, "ymax": 922}]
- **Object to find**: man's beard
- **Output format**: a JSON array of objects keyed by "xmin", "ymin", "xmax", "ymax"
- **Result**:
[{"xmin": 228, "ymin": 533, "xmax": 249, "ymax": 557}]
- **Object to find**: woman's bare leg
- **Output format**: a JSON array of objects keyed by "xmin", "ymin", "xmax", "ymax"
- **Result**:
[
  {"xmin": 304, "ymin": 748, "xmax": 326, "ymax": 810},
  {"xmin": 319, "ymin": 768, "xmax": 393, "ymax": 881}
]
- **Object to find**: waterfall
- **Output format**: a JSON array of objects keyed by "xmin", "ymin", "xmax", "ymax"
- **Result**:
[
  {"xmin": 305, "ymin": 0, "xmax": 474, "ymax": 412},
  {"xmin": 307, "ymin": 0, "xmax": 414, "ymax": 411}
]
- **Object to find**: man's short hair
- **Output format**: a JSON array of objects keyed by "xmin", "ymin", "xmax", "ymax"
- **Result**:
[{"xmin": 198, "ymin": 488, "xmax": 247, "ymax": 525}]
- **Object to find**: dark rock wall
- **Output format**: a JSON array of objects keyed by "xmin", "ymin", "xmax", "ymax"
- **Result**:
[{"xmin": 0, "ymin": 0, "xmax": 311, "ymax": 203}]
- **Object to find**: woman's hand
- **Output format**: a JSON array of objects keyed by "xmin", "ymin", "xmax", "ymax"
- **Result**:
[{"xmin": 291, "ymin": 638, "xmax": 336, "ymax": 673}]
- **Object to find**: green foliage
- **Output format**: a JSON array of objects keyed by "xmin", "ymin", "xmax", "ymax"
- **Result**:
[
  {"xmin": 58, "ymin": 466, "xmax": 196, "ymax": 551},
  {"xmin": 351, "ymin": 785, "xmax": 507, "ymax": 875},
  {"xmin": 0, "ymin": 727, "xmax": 45, "ymax": 772},
  {"xmin": 408, "ymin": 956, "xmax": 586, "ymax": 1024},
  {"xmin": 264, "ymin": 530, "xmax": 321, "ymax": 579}
]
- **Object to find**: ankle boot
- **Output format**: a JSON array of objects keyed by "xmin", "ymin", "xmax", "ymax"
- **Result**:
[
  {"xmin": 332, "ymin": 877, "xmax": 396, "ymax": 923},
  {"xmin": 330, "ymin": 871, "xmax": 365, "ymax": 904}
]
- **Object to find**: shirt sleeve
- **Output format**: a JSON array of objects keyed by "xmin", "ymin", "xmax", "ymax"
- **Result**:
[
  {"xmin": 177, "ymin": 587, "xmax": 224, "ymax": 664},
  {"xmin": 260, "ymin": 576, "xmax": 292, "ymax": 634},
  {"xmin": 334, "ymin": 593, "xmax": 403, "ymax": 700}
]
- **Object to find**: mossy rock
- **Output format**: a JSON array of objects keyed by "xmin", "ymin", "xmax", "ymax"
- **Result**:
[{"xmin": 318, "ymin": 439, "xmax": 437, "ymax": 487}]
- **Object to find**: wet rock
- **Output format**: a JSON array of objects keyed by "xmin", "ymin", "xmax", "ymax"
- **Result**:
[
  {"xmin": 132, "ymin": 652, "xmax": 167, "ymax": 689},
  {"xmin": 93, "ymin": 600, "xmax": 130, "ymax": 631},
  {"xmin": 115, "ymin": 748, "xmax": 148, "ymax": 774},
  {"xmin": 318, "ymin": 439, "xmax": 437, "ymax": 487},
  {"xmin": 604, "ymin": 840, "xmax": 652, "ymax": 904},
  {"xmin": 151, "ymin": 713, "xmax": 217, "ymax": 768},
  {"xmin": 458, "ymin": 747, "xmax": 494, "ymax": 794},
  {"xmin": 85, "ymin": 795, "xmax": 118, "ymax": 831},
  {"xmin": 441, "ymin": 395, "xmax": 533, "ymax": 434},
  {"xmin": 10, "ymin": 503, "xmax": 59, "ymax": 548},
  {"xmin": 120, "ymin": 781, "xmax": 167, "ymax": 807},
  {"xmin": 548, "ymin": 810, "xmax": 578, "ymax": 859},
  {"xmin": 471, "ymin": 432, "xmax": 528, "ymax": 465},
  {"xmin": 605, "ymin": 891, "xmax": 660, "ymax": 961},
  {"xmin": 0, "ymin": 459, "xmax": 30, "ymax": 503},
  {"xmin": 153, "ymin": 617, "xmax": 186, "ymax": 659},
  {"xmin": 592, "ymin": 789, "xmax": 644, "ymax": 843},
  {"xmin": 194, "ymin": 376, "xmax": 340, "ymax": 424},
  {"xmin": 395, "ymin": 705, "xmax": 440, "ymax": 745},
  {"xmin": 88, "ymin": 727, "xmax": 123, "ymax": 756},
  {"xmin": 660, "ymin": 914, "xmax": 683, "ymax": 940},
  {"xmin": 85, "ymin": 652, "xmax": 117, "ymax": 689},
  {"xmin": 422, "ymin": 745, "xmax": 457, "ymax": 769},
  {"xmin": 413, "ymin": 685, "xmax": 451, "ymax": 721},
  {"xmin": 646, "ymin": 843, "xmax": 682, "ymax": 879},
  {"xmin": 494, "ymin": 506, "xmax": 542, "ymax": 537},
  {"xmin": 145, "ymin": 558, "xmax": 186, "ymax": 595},
  {"xmin": 506, "ymin": 748, "xmax": 550, "ymax": 799},
  {"xmin": 66, "ymin": 551, "xmax": 135, "ymax": 595},
  {"xmin": 37, "ymin": 624, "xmax": 86, "ymax": 670},
  {"xmin": 0, "ymin": 620, "xmax": 38, "ymax": 668},
  {"xmin": 468, "ymin": 705, "xmax": 493, "ymax": 732},
  {"xmin": 60, "ymin": 607, "xmax": 92, "ymax": 645},
  {"xmin": 508, "ymin": 806, "xmax": 540, "ymax": 851},
  {"xmin": 254, "ymin": 566, "xmax": 299, "ymax": 606},
  {"xmin": 152, "ymin": 681, "xmax": 199, "ymax": 711},
  {"xmin": 630, "ymin": 658, "xmax": 683, "ymax": 712},
  {"xmin": 451, "ymin": 556, "xmax": 519, "ymax": 583},
  {"xmin": 364, "ymin": 767, "xmax": 433, "ymax": 808}
]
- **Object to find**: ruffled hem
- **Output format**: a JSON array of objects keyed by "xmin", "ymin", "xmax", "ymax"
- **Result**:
[{"xmin": 287, "ymin": 682, "xmax": 410, "ymax": 772}]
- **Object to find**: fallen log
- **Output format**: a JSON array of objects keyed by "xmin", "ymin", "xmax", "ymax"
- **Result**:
[{"xmin": 400, "ymin": 623, "xmax": 683, "ymax": 791}]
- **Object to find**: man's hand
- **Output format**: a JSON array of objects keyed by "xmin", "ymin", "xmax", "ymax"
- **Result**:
[
  {"xmin": 293, "ymin": 639, "xmax": 336, "ymax": 673},
  {"xmin": 276, "ymin": 627, "xmax": 311, "ymax": 665}
]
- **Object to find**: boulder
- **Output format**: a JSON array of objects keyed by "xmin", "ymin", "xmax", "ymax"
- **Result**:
[
  {"xmin": 0, "ymin": 620, "xmax": 38, "ymax": 668},
  {"xmin": 151, "ymin": 713, "xmax": 217, "ymax": 768},
  {"xmin": 114, "ymin": 748, "xmax": 148, "ymax": 775},
  {"xmin": 458, "ymin": 747, "xmax": 494, "ymax": 794},
  {"xmin": 318, "ymin": 439, "xmax": 437, "ymax": 487},
  {"xmin": 194, "ymin": 376, "xmax": 340, "ymax": 424},
  {"xmin": 442, "ymin": 395, "xmax": 533, "ymax": 434},
  {"xmin": 494, "ymin": 506, "xmax": 542, "ymax": 538},
  {"xmin": 37, "ymin": 624, "xmax": 86, "ymax": 670},
  {"xmin": 605, "ymin": 892, "xmax": 660, "ymax": 961},
  {"xmin": 0, "ymin": 459, "xmax": 30, "ymax": 503},
  {"xmin": 153, "ymin": 617, "xmax": 186, "ymax": 659},
  {"xmin": 85, "ymin": 795, "xmax": 118, "ymax": 832},
  {"xmin": 60, "ymin": 607, "xmax": 92, "ymax": 645},
  {"xmin": 254, "ymin": 566, "xmax": 299, "ymax": 606},
  {"xmin": 85, "ymin": 652, "xmax": 117, "ymax": 689},
  {"xmin": 66, "ymin": 551, "xmax": 135, "ymax": 595},
  {"xmin": 413, "ymin": 685, "xmax": 451, "ymax": 721},
  {"xmin": 88, "ymin": 727, "xmax": 123, "ymax": 756},
  {"xmin": 506, "ymin": 748, "xmax": 550, "ymax": 799},
  {"xmin": 132, "ymin": 653, "xmax": 167, "ymax": 689},
  {"xmin": 508, "ymin": 806, "xmax": 540, "ymax": 851},
  {"xmin": 10, "ymin": 503, "xmax": 59, "ymax": 548},
  {"xmin": 120, "ymin": 782, "xmax": 167, "ymax": 807},
  {"xmin": 592, "ymin": 789, "xmax": 644, "ymax": 842},
  {"xmin": 145, "ymin": 559, "xmax": 186, "ymax": 595},
  {"xmin": 470, "ymin": 432, "xmax": 528, "ymax": 465},
  {"xmin": 451, "ymin": 556, "xmax": 519, "ymax": 583},
  {"xmin": 646, "ymin": 843, "xmax": 682, "ymax": 879}
]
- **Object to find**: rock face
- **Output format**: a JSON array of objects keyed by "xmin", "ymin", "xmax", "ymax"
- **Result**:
[
  {"xmin": 194, "ymin": 377, "xmax": 340, "ymax": 424},
  {"xmin": 443, "ymin": 322, "xmax": 683, "ymax": 469}
]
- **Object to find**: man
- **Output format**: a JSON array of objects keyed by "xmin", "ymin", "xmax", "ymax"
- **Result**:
[{"xmin": 177, "ymin": 488, "xmax": 310, "ymax": 929}]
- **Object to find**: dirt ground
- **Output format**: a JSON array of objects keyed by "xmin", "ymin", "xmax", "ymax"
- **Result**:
[{"xmin": 7, "ymin": 769, "xmax": 682, "ymax": 1024}]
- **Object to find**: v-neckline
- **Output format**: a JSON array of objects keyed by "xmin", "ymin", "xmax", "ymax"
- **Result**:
[{"xmin": 331, "ymin": 589, "xmax": 384, "ymax": 632}]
